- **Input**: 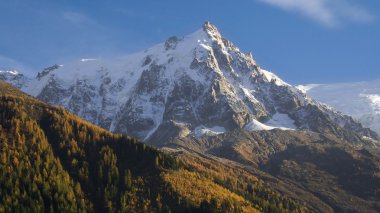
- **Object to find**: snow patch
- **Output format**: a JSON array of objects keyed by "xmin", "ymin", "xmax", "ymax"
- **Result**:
[
  {"xmin": 244, "ymin": 119, "xmax": 275, "ymax": 131},
  {"xmin": 265, "ymin": 113, "xmax": 297, "ymax": 129},
  {"xmin": 245, "ymin": 114, "xmax": 296, "ymax": 131},
  {"xmin": 194, "ymin": 126, "xmax": 226, "ymax": 138}
]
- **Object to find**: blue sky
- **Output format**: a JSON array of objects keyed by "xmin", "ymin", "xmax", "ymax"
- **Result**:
[{"xmin": 0, "ymin": 0, "xmax": 379, "ymax": 84}]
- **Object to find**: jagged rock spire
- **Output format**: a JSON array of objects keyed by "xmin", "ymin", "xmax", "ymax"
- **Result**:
[{"xmin": 202, "ymin": 21, "xmax": 222, "ymax": 40}]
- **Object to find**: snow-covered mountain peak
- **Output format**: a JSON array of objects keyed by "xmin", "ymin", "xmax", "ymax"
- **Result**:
[
  {"xmin": 0, "ymin": 70, "xmax": 19, "ymax": 75},
  {"xmin": 2, "ymin": 23, "xmax": 377, "ymax": 144}
]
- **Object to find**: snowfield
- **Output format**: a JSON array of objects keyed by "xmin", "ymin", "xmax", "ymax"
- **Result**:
[{"xmin": 298, "ymin": 79, "xmax": 380, "ymax": 135}]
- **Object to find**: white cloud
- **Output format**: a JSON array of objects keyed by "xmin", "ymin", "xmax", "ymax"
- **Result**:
[{"xmin": 258, "ymin": 0, "xmax": 374, "ymax": 27}]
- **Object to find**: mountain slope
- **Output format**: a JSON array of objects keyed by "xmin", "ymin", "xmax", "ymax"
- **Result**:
[
  {"xmin": 2, "ymin": 22, "xmax": 377, "ymax": 146},
  {"xmin": 0, "ymin": 81, "xmax": 310, "ymax": 212},
  {"xmin": 173, "ymin": 128, "xmax": 380, "ymax": 212},
  {"xmin": 298, "ymin": 79, "xmax": 380, "ymax": 135}
]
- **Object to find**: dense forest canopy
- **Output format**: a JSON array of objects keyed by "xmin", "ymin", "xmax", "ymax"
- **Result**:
[{"xmin": 0, "ymin": 81, "xmax": 305, "ymax": 212}]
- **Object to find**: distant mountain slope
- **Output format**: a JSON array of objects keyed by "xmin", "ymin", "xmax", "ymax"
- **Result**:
[
  {"xmin": 1, "ymin": 22, "xmax": 377, "ymax": 146},
  {"xmin": 0, "ymin": 81, "xmax": 308, "ymax": 213},
  {"xmin": 0, "ymin": 70, "xmax": 28, "ymax": 88},
  {"xmin": 298, "ymin": 79, "xmax": 380, "ymax": 135}
]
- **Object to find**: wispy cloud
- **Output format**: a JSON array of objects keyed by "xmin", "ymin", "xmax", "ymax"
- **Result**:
[
  {"xmin": 62, "ymin": 11, "xmax": 96, "ymax": 26},
  {"xmin": 258, "ymin": 0, "xmax": 374, "ymax": 27}
]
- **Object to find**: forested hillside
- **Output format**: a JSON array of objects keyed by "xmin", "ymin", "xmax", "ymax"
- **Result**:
[{"xmin": 0, "ymin": 81, "xmax": 305, "ymax": 212}]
